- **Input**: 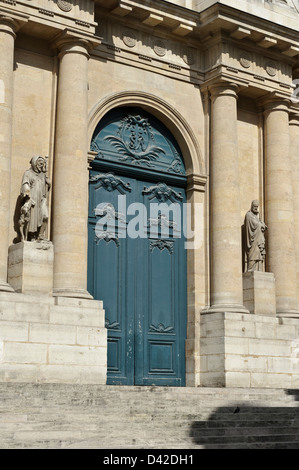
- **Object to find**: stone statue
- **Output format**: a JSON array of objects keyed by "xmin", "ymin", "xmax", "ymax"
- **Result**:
[
  {"xmin": 19, "ymin": 156, "xmax": 51, "ymax": 241},
  {"xmin": 245, "ymin": 200, "xmax": 267, "ymax": 272}
]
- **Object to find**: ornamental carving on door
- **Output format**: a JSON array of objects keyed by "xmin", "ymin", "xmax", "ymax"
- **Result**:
[
  {"xmin": 104, "ymin": 114, "xmax": 166, "ymax": 166},
  {"xmin": 90, "ymin": 172, "xmax": 132, "ymax": 193},
  {"xmin": 142, "ymin": 182, "xmax": 183, "ymax": 202}
]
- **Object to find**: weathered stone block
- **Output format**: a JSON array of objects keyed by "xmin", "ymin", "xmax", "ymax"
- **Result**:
[
  {"xmin": 39, "ymin": 365, "xmax": 107, "ymax": 385},
  {"xmin": 49, "ymin": 305, "xmax": 105, "ymax": 328},
  {"xmin": 76, "ymin": 327, "xmax": 107, "ymax": 347},
  {"xmin": 4, "ymin": 342, "xmax": 48, "ymax": 364},
  {"xmin": 248, "ymin": 338, "xmax": 290, "ymax": 357},
  {"xmin": 48, "ymin": 345, "xmax": 106, "ymax": 367},
  {"xmin": 251, "ymin": 372, "xmax": 292, "ymax": 389},
  {"xmin": 0, "ymin": 321, "xmax": 29, "ymax": 342},
  {"xmin": 29, "ymin": 323, "xmax": 77, "ymax": 345},
  {"xmin": 8, "ymin": 241, "xmax": 54, "ymax": 295},
  {"xmin": 243, "ymin": 271, "xmax": 276, "ymax": 316},
  {"xmin": 225, "ymin": 371, "xmax": 251, "ymax": 388},
  {"xmin": 225, "ymin": 336, "xmax": 249, "ymax": 355}
]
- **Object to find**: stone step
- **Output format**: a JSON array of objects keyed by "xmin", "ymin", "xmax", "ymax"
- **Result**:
[{"xmin": 0, "ymin": 384, "xmax": 298, "ymax": 449}]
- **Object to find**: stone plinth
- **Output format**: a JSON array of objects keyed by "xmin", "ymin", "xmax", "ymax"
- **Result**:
[
  {"xmin": 0, "ymin": 293, "xmax": 107, "ymax": 385},
  {"xmin": 243, "ymin": 271, "xmax": 276, "ymax": 316},
  {"xmin": 8, "ymin": 241, "xmax": 54, "ymax": 295},
  {"xmin": 200, "ymin": 311, "xmax": 299, "ymax": 388}
]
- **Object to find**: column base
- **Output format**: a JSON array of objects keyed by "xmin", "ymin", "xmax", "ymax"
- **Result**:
[
  {"xmin": 0, "ymin": 280, "xmax": 14, "ymax": 293},
  {"xmin": 276, "ymin": 311, "xmax": 299, "ymax": 319},
  {"xmin": 201, "ymin": 303, "xmax": 250, "ymax": 315},
  {"xmin": 53, "ymin": 288, "xmax": 93, "ymax": 300}
]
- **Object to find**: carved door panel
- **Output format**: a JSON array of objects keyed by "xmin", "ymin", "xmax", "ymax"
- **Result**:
[
  {"xmin": 134, "ymin": 180, "xmax": 186, "ymax": 386},
  {"xmin": 88, "ymin": 172, "xmax": 135, "ymax": 385},
  {"xmin": 88, "ymin": 107, "xmax": 187, "ymax": 386}
]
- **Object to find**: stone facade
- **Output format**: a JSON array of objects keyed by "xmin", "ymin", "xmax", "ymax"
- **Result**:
[{"xmin": 0, "ymin": 0, "xmax": 299, "ymax": 387}]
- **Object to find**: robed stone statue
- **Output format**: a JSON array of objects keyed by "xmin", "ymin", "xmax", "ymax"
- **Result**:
[
  {"xmin": 245, "ymin": 200, "xmax": 267, "ymax": 272},
  {"xmin": 19, "ymin": 156, "xmax": 51, "ymax": 241}
]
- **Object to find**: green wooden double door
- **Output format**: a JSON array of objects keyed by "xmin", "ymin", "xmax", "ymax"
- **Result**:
[{"xmin": 88, "ymin": 108, "xmax": 187, "ymax": 386}]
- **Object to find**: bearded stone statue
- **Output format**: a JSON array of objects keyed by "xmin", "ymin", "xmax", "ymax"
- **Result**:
[{"xmin": 244, "ymin": 200, "xmax": 267, "ymax": 272}]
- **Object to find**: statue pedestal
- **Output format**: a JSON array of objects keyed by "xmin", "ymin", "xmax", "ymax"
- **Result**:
[
  {"xmin": 243, "ymin": 271, "xmax": 276, "ymax": 316},
  {"xmin": 8, "ymin": 241, "xmax": 54, "ymax": 295}
]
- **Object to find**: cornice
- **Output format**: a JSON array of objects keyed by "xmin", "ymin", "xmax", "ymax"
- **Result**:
[
  {"xmin": 95, "ymin": 0, "xmax": 200, "ymax": 36},
  {"xmin": 0, "ymin": 0, "xmax": 98, "ymax": 40}
]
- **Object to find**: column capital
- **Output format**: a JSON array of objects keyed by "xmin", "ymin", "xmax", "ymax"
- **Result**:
[
  {"xmin": 289, "ymin": 112, "xmax": 299, "ymax": 126},
  {"xmin": 207, "ymin": 81, "xmax": 239, "ymax": 100},
  {"xmin": 0, "ymin": 12, "xmax": 28, "ymax": 36},
  {"xmin": 258, "ymin": 93, "xmax": 291, "ymax": 114},
  {"xmin": 0, "ymin": 15, "xmax": 18, "ymax": 38},
  {"xmin": 51, "ymin": 29, "xmax": 101, "ymax": 59}
]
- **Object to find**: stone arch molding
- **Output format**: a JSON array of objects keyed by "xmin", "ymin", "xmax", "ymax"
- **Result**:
[{"xmin": 88, "ymin": 91, "xmax": 204, "ymax": 176}]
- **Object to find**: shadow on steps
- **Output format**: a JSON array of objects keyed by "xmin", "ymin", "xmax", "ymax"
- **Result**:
[{"xmin": 190, "ymin": 390, "xmax": 299, "ymax": 449}]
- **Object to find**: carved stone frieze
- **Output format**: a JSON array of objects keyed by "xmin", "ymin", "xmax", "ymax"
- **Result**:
[
  {"xmin": 266, "ymin": 61, "xmax": 278, "ymax": 76},
  {"xmin": 183, "ymin": 48, "xmax": 195, "ymax": 65},
  {"xmin": 57, "ymin": 0, "xmax": 72, "ymax": 12},
  {"xmin": 153, "ymin": 39, "xmax": 166, "ymax": 57},
  {"xmin": 239, "ymin": 51, "xmax": 252, "ymax": 69},
  {"xmin": 122, "ymin": 30, "xmax": 137, "ymax": 48}
]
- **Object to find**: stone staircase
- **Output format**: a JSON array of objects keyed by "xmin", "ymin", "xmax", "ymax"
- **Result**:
[{"xmin": 0, "ymin": 384, "xmax": 298, "ymax": 449}]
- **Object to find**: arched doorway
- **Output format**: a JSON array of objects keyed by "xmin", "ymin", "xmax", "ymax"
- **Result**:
[{"xmin": 88, "ymin": 107, "xmax": 187, "ymax": 386}]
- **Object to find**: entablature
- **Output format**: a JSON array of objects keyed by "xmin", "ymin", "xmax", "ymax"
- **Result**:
[
  {"xmin": 1, "ymin": 0, "xmax": 298, "ymax": 98},
  {"xmin": 0, "ymin": 0, "xmax": 97, "ymax": 40},
  {"xmin": 95, "ymin": 0, "xmax": 199, "ymax": 38},
  {"xmin": 198, "ymin": 3, "xmax": 299, "ymax": 68}
]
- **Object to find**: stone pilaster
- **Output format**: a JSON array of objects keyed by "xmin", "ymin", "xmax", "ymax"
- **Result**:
[
  {"xmin": 203, "ymin": 82, "xmax": 248, "ymax": 314},
  {"xmin": 52, "ymin": 35, "xmax": 94, "ymax": 299},
  {"xmin": 289, "ymin": 113, "xmax": 299, "ymax": 310},
  {"xmin": 263, "ymin": 98, "xmax": 299, "ymax": 317},
  {"xmin": 0, "ymin": 16, "xmax": 18, "ymax": 292}
]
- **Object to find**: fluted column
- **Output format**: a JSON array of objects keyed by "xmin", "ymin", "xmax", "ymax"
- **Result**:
[
  {"xmin": 52, "ymin": 37, "xmax": 92, "ymax": 299},
  {"xmin": 204, "ymin": 82, "xmax": 248, "ymax": 314},
  {"xmin": 264, "ymin": 99, "xmax": 299, "ymax": 317},
  {"xmin": 290, "ymin": 114, "xmax": 299, "ymax": 308},
  {"xmin": 0, "ymin": 17, "xmax": 17, "ymax": 292}
]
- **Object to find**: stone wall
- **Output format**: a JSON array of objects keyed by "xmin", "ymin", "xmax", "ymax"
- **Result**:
[
  {"xmin": 200, "ymin": 311, "xmax": 299, "ymax": 388},
  {"xmin": 0, "ymin": 293, "xmax": 107, "ymax": 384}
]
